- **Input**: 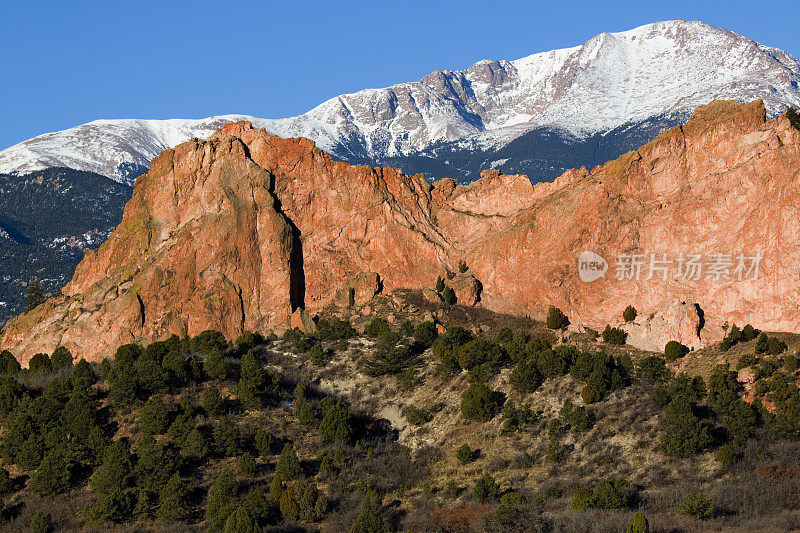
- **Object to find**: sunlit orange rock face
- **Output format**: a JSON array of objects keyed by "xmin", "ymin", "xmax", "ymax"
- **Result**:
[{"xmin": 2, "ymin": 99, "xmax": 800, "ymax": 363}]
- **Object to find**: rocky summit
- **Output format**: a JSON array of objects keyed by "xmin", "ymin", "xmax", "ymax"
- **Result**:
[
  {"xmin": 2, "ymin": 99, "xmax": 800, "ymax": 363},
  {"xmin": 2, "ymin": 21, "xmax": 798, "ymax": 184}
]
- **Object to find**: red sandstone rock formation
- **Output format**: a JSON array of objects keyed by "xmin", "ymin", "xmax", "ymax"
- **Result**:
[
  {"xmin": 2, "ymin": 100, "xmax": 800, "ymax": 363},
  {"xmin": 334, "ymin": 273, "xmax": 382, "ymax": 308},
  {"xmin": 447, "ymin": 272, "xmax": 482, "ymax": 307},
  {"xmin": 290, "ymin": 308, "xmax": 317, "ymax": 334}
]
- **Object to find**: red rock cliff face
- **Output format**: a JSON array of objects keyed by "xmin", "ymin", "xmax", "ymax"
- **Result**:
[
  {"xmin": 2, "ymin": 100, "xmax": 800, "ymax": 362},
  {"xmin": 1, "ymin": 137, "xmax": 298, "ymax": 360}
]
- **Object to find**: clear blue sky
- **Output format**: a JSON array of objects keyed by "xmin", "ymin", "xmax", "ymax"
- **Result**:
[{"xmin": 1, "ymin": 0, "xmax": 799, "ymax": 150}]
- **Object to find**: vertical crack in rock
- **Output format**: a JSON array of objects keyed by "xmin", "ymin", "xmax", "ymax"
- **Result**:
[
  {"xmin": 694, "ymin": 303, "xmax": 705, "ymax": 338},
  {"xmin": 236, "ymin": 284, "xmax": 245, "ymax": 334},
  {"xmin": 269, "ymin": 189, "xmax": 305, "ymax": 312},
  {"xmin": 136, "ymin": 293, "xmax": 145, "ymax": 328},
  {"xmin": 286, "ymin": 209, "xmax": 306, "ymax": 312}
]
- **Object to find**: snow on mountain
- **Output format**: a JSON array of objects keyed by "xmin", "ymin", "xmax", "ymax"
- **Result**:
[
  {"xmin": 1, "ymin": 20, "xmax": 799, "ymax": 184},
  {"xmin": 0, "ymin": 116, "xmax": 259, "ymax": 183}
]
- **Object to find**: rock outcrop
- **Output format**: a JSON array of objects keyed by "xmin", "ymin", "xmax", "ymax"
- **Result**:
[
  {"xmin": 290, "ymin": 308, "xmax": 317, "ymax": 334},
  {"xmin": 1, "ymin": 137, "xmax": 298, "ymax": 360},
  {"xmin": 621, "ymin": 301, "xmax": 704, "ymax": 352},
  {"xmin": 3, "ymin": 99, "xmax": 800, "ymax": 362},
  {"xmin": 447, "ymin": 272, "xmax": 482, "ymax": 307},
  {"xmin": 334, "ymin": 273, "xmax": 382, "ymax": 307}
]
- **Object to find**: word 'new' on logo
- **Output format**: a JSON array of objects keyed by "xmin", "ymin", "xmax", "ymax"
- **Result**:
[{"xmin": 578, "ymin": 251, "xmax": 608, "ymax": 282}]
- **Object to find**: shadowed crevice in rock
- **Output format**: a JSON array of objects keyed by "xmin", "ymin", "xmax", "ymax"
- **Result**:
[
  {"xmin": 236, "ymin": 284, "xmax": 245, "ymax": 333},
  {"xmin": 695, "ymin": 303, "xmax": 706, "ymax": 337},
  {"xmin": 136, "ymin": 293, "xmax": 145, "ymax": 328},
  {"xmin": 239, "ymin": 140, "xmax": 252, "ymax": 160},
  {"xmin": 288, "ymin": 221, "xmax": 306, "ymax": 312},
  {"xmin": 271, "ymin": 194, "xmax": 305, "ymax": 312}
]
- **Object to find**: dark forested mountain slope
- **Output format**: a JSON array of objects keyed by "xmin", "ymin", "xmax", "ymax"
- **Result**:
[{"xmin": 0, "ymin": 168, "xmax": 131, "ymax": 321}]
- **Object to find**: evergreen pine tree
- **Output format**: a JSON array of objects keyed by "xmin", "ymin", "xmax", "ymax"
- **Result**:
[
  {"xmin": 623, "ymin": 305, "xmax": 637, "ymax": 322},
  {"xmin": 350, "ymin": 494, "xmax": 383, "ymax": 533},
  {"xmin": 441, "ymin": 286, "xmax": 457, "ymax": 305},
  {"xmin": 318, "ymin": 398, "xmax": 352, "ymax": 443},
  {"xmin": 161, "ymin": 349, "xmax": 190, "ymax": 385},
  {"xmin": 546, "ymin": 306, "xmax": 569, "ymax": 330},
  {"xmin": 181, "ymin": 428, "xmax": 209, "ymax": 461},
  {"xmin": 755, "ymin": 332, "xmax": 770, "ymax": 354},
  {"xmin": 0, "ymin": 350, "xmax": 21, "ymax": 374},
  {"xmin": 240, "ymin": 351, "xmax": 265, "ymax": 389},
  {"xmin": 156, "ymin": 473, "xmax": 186, "ymax": 524},
  {"xmin": 456, "ymin": 443, "xmax": 477, "ymax": 464},
  {"xmin": 269, "ymin": 473, "xmax": 285, "ymax": 500},
  {"xmin": 132, "ymin": 489, "xmax": 151, "ymax": 519},
  {"xmin": 50, "ymin": 346, "xmax": 74, "ymax": 369},
  {"xmin": 435, "ymin": 276, "xmax": 445, "ymax": 293},
  {"xmin": 28, "ymin": 353, "xmax": 52, "ymax": 373},
  {"xmin": 0, "ymin": 376, "xmax": 23, "ymax": 418},
  {"xmin": 139, "ymin": 395, "xmax": 170, "ymax": 435},
  {"xmin": 276, "ymin": 443, "xmax": 301, "ymax": 481},
  {"xmin": 86, "ymin": 426, "xmax": 111, "ymax": 464},
  {"xmin": 472, "ymin": 473, "xmax": 501, "ymax": 503},
  {"xmin": 237, "ymin": 351, "xmax": 265, "ymax": 409},
  {"xmin": 237, "ymin": 452, "xmax": 256, "ymax": 477},
  {"xmin": 108, "ymin": 359, "xmax": 138, "ymax": 408},
  {"xmin": 30, "ymin": 511, "xmax": 52, "ymax": 533},
  {"xmin": 30, "ymin": 451, "xmax": 70, "ymax": 496},
  {"xmin": 206, "ymin": 469, "xmax": 238, "ymax": 530},
  {"xmin": 279, "ymin": 486, "xmax": 299, "ymax": 519},
  {"xmin": 460, "ymin": 383, "xmax": 502, "ymax": 422},
  {"xmin": 254, "ymin": 428, "xmax": 274, "ymax": 456},
  {"xmin": 61, "ymin": 388, "xmax": 97, "ymax": 440},
  {"xmin": 89, "ymin": 440, "xmax": 132, "ymax": 494},
  {"xmin": 204, "ymin": 350, "xmax": 227, "ymax": 380},
  {"xmin": 787, "ymin": 107, "xmax": 800, "ymax": 130},
  {"xmin": 70, "ymin": 359, "xmax": 97, "ymax": 391},
  {"xmin": 244, "ymin": 489, "xmax": 271, "ymax": 523},
  {"xmin": 201, "ymin": 385, "xmax": 224, "ymax": 417},
  {"xmin": 224, "ymin": 506, "xmax": 259, "ymax": 533},
  {"xmin": 0, "ymin": 467, "xmax": 11, "ymax": 496},
  {"xmin": 213, "ymin": 417, "xmax": 240, "ymax": 457},
  {"xmin": 627, "ymin": 511, "xmax": 649, "ymax": 533},
  {"xmin": 25, "ymin": 280, "xmax": 46, "ymax": 312}
]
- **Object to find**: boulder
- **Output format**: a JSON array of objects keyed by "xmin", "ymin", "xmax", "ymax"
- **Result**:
[
  {"xmin": 334, "ymin": 272, "xmax": 382, "ymax": 307},
  {"xmin": 448, "ymin": 273, "xmax": 482, "ymax": 307},
  {"xmin": 738, "ymin": 368, "xmax": 757, "ymax": 384},
  {"xmin": 422, "ymin": 288, "xmax": 441, "ymax": 303},
  {"xmin": 622, "ymin": 301, "xmax": 703, "ymax": 352},
  {"xmin": 290, "ymin": 308, "xmax": 317, "ymax": 334}
]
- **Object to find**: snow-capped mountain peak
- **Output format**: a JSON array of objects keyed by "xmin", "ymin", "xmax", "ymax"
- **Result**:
[{"xmin": 1, "ymin": 20, "xmax": 798, "ymax": 184}]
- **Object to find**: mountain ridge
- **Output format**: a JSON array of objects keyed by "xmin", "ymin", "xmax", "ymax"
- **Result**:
[
  {"xmin": 1, "ymin": 20, "xmax": 799, "ymax": 184},
  {"xmin": 3, "ymin": 99, "xmax": 800, "ymax": 363}
]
